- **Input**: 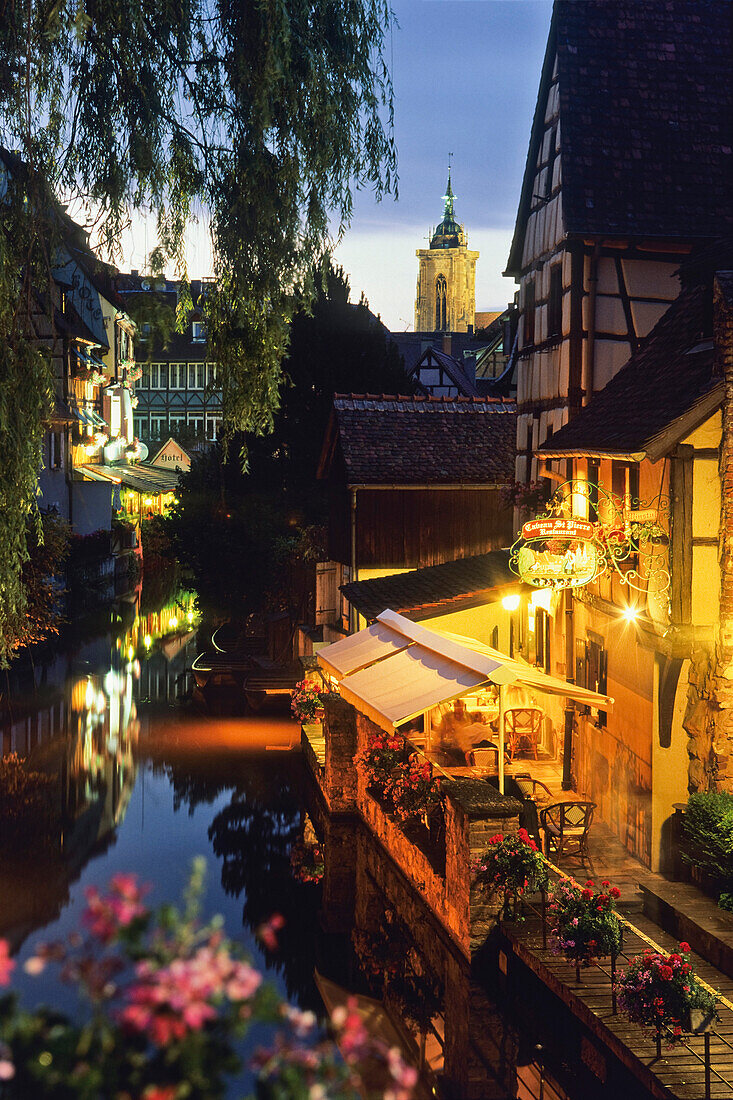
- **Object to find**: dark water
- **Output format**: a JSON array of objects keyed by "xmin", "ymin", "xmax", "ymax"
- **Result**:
[{"xmin": 0, "ymin": 593, "xmax": 646, "ymax": 1100}]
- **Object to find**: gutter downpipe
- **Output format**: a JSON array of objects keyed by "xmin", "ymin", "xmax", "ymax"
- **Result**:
[{"xmin": 350, "ymin": 488, "xmax": 358, "ymax": 633}]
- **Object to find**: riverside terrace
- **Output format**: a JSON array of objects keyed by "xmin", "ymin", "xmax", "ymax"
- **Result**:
[{"xmin": 300, "ymin": 612, "xmax": 733, "ymax": 1098}]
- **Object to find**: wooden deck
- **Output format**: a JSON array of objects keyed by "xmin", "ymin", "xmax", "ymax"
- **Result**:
[{"xmin": 504, "ymin": 907, "xmax": 733, "ymax": 1099}]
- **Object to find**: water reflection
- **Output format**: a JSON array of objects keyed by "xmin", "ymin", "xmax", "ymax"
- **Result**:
[{"xmin": 0, "ymin": 582, "xmax": 597, "ymax": 1099}]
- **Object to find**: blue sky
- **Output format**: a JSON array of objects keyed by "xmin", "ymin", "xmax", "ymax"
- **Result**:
[
  {"xmin": 121, "ymin": 0, "xmax": 553, "ymax": 331},
  {"xmin": 333, "ymin": 0, "xmax": 553, "ymax": 329}
]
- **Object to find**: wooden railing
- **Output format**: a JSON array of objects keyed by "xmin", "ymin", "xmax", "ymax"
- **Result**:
[{"xmin": 515, "ymin": 859, "xmax": 733, "ymax": 1099}]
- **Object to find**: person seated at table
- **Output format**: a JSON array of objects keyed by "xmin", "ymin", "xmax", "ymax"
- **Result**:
[{"xmin": 439, "ymin": 699, "xmax": 493, "ymax": 761}]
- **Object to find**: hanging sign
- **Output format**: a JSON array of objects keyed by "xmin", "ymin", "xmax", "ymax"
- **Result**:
[
  {"xmin": 513, "ymin": 518, "xmax": 603, "ymax": 589},
  {"xmin": 509, "ymin": 478, "xmax": 670, "ymax": 593}
]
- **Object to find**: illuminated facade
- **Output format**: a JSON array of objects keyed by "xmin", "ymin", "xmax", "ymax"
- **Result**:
[{"xmin": 414, "ymin": 172, "xmax": 478, "ymax": 334}]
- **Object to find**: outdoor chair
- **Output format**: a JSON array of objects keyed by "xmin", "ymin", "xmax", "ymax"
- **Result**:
[
  {"xmin": 464, "ymin": 745, "xmax": 499, "ymax": 774},
  {"xmin": 539, "ymin": 800, "xmax": 596, "ymax": 862},
  {"xmin": 513, "ymin": 773, "xmax": 554, "ymax": 806},
  {"xmin": 504, "ymin": 707, "xmax": 544, "ymax": 760}
]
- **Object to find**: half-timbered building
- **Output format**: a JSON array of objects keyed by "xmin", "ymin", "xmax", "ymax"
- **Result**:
[{"xmin": 506, "ymin": 0, "xmax": 733, "ymax": 482}]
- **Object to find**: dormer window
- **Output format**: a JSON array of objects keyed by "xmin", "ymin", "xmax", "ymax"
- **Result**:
[{"xmin": 192, "ymin": 321, "xmax": 206, "ymax": 343}]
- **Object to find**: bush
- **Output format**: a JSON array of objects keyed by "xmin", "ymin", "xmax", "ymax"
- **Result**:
[
  {"xmin": 0, "ymin": 861, "xmax": 418, "ymax": 1099},
  {"xmin": 681, "ymin": 791, "xmax": 733, "ymax": 896},
  {"xmin": 0, "ymin": 754, "xmax": 56, "ymax": 850},
  {"xmin": 355, "ymin": 731, "xmax": 409, "ymax": 797}
]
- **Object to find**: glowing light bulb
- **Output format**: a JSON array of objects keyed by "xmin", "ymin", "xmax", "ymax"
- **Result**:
[
  {"xmin": 169, "ymin": 616, "xmax": 178, "ymax": 630},
  {"xmin": 127, "ymin": 645, "xmax": 135, "ymax": 661},
  {"xmin": 144, "ymin": 633, "xmax": 152, "ymax": 648},
  {"xmin": 186, "ymin": 610, "xmax": 194, "ymax": 623},
  {"xmin": 502, "ymin": 594, "xmax": 521, "ymax": 612},
  {"xmin": 622, "ymin": 605, "xmax": 639, "ymax": 622}
]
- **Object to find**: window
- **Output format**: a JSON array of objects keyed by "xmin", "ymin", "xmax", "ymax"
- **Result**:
[
  {"xmin": 188, "ymin": 363, "xmax": 205, "ymax": 389},
  {"xmin": 544, "ymin": 125, "xmax": 558, "ymax": 199},
  {"xmin": 206, "ymin": 414, "xmax": 222, "ymax": 441},
  {"xmin": 206, "ymin": 363, "xmax": 218, "ymax": 387},
  {"xmin": 158, "ymin": 364, "xmax": 168, "ymax": 390},
  {"xmin": 170, "ymin": 417, "xmax": 186, "ymax": 436},
  {"xmin": 576, "ymin": 632, "xmax": 607, "ymax": 727},
  {"xmin": 535, "ymin": 607, "xmax": 551, "ymax": 674},
  {"xmin": 188, "ymin": 416, "xmax": 204, "ymax": 437},
  {"xmin": 150, "ymin": 416, "xmax": 167, "ymax": 439},
  {"xmin": 141, "ymin": 363, "xmax": 150, "ymax": 389},
  {"xmin": 48, "ymin": 431, "xmax": 62, "ymax": 470},
  {"xmin": 169, "ymin": 363, "xmax": 186, "ymax": 389},
  {"xmin": 524, "ymin": 280, "xmax": 535, "ymax": 346},
  {"xmin": 435, "ymin": 275, "xmax": 447, "ymax": 332},
  {"xmin": 192, "ymin": 321, "xmax": 206, "ymax": 343},
  {"xmin": 587, "ymin": 458, "xmax": 600, "ymax": 522},
  {"xmin": 135, "ymin": 415, "xmax": 148, "ymax": 438},
  {"xmin": 548, "ymin": 264, "xmax": 562, "ymax": 337}
]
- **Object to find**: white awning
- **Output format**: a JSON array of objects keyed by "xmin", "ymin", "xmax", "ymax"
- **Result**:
[
  {"xmin": 317, "ymin": 619, "xmax": 414, "ymax": 680},
  {"xmin": 338, "ymin": 644, "xmax": 488, "ymax": 729},
  {"xmin": 319, "ymin": 609, "xmax": 613, "ymax": 734}
]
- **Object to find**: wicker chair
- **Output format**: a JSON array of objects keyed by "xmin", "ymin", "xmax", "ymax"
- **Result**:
[
  {"xmin": 504, "ymin": 707, "xmax": 544, "ymax": 760},
  {"xmin": 464, "ymin": 745, "xmax": 499, "ymax": 774},
  {"xmin": 539, "ymin": 800, "xmax": 596, "ymax": 862}
]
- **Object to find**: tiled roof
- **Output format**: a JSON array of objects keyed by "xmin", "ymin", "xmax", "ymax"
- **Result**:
[
  {"xmin": 414, "ymin": 346, "xmax": 479, "ymax": 396},
  {"xmin": 507, "ymin": 1, "xmax": 733, "ymax": 273},
  {"xmin": 323, "ymin": 394, "xmax": 517, "ymax": 484},
  {"xmin": 537, "ymin": 284, "xmax": 719, "ymax": 459},
  {"xmin": 341, "ymin": 551, "xmax": 521, "ymax": 622}
]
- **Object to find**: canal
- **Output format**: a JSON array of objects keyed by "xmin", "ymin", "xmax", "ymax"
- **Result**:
[{"xmin": 0, "ymin": 589, "xmax": 654, "ymax": 1100}]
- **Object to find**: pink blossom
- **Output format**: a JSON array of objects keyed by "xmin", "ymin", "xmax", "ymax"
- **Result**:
[
  {"xmin": 258, "ymin": 913, "xmax": 285, "ymax": 952},
  {"xmin": 0, "ymin": 941, "xmax": 15, "ymax": 986},
  {"xmin": 0, "ymin": 1060, "xmax": 14, "ymax": 1081}
]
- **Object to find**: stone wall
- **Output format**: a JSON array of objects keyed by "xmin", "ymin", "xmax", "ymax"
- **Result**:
[{"xmin": 316, "ymin": 695, "xmax": 522, "ymax": 956}]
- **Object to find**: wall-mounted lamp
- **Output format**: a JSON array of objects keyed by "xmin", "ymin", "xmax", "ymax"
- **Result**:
[{"xmin": 502, "ymin": 593, "xmax": 521, "ymax": 612}]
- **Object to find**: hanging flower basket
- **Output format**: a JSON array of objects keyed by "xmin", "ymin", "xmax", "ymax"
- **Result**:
[
  {"xmin": 616, "ymin": 943, "xmax": 717, "ymax": 1045},
  {"xmin": 548, "ymin": 878, "xmax": 622, "ymax": 968},
  {"xmin": 473, "ymin": 828, "xmax": 549, "ymax": 920},
  {"xmin": 289, "ymin": 839, "xmax": 325, "ymax": 884}
]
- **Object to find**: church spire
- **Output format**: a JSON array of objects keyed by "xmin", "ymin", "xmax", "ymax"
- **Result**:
[{"xmin": 442, "ymin": 167, "xmax": 455, "ymax": 220}]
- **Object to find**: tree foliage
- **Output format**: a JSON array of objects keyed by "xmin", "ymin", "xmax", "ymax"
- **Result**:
[{"xmin": 0, "ymin": 0, "xmax": 396, "ymax": 660}]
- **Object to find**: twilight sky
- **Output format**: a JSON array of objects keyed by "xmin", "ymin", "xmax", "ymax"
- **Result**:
[
  {"xmin": 121, "ymin": 0, "xmax": 553, "ymax": 331},
  {"xmin": 333, "ymin": 0, "xmax": 553, "ymax": 330}
]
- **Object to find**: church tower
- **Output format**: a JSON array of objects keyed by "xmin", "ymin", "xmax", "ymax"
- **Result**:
[{"xmin": 414, "ymin": 170, "xmax": 479, "ymax": 332}]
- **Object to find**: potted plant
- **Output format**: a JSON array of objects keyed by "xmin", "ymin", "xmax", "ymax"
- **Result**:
[
  {"xmin": 290, "ymin": 678, "xmax": 331, "ymax": 724},
  {"xmin": 290, "ymin": 839, "xmax": 325, "ymax": 884},
  {"xmin": 473, "ymin": 828, "xmax": 549, "ymax": 920},
  {"xmin": 616, "ymin": 942, "xmax": 717, "ymax": 1047},
  {"xmin": 548, "ymin": 878, "xmax": 622, "ymax": 976},
  {"xmin": 386, "ymin": 758, "xmax": 442, "ymax": 825},
  {"xmin": 355, "ymin": 731, "xmax": 409, "ymax": 798}
]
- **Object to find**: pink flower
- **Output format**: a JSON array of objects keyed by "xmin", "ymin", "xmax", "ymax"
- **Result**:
[
  {"xmin": 257, "ymin": 913, "xmax": 285, "ymax": 952},
  {"xmin": 0, "ymin": 941, "xmax": 15, "ymax": 986}
]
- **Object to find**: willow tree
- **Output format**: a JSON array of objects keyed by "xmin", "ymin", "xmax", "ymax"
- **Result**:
[{"xmin": 0, "ymin": 0, "xmax": 396, "ymax": 663}]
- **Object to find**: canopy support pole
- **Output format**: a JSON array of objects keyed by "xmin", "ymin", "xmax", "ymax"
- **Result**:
[{"xmin": 498, "ymin": 684, "xmax": 505, "ymax": 795}]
